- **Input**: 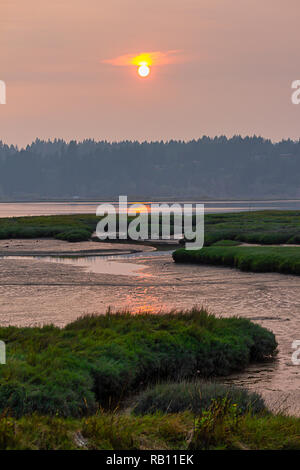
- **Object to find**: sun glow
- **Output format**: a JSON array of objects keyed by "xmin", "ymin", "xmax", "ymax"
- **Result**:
[
  {"xmin": 103, "ymin": 50, "xmax": 184, "ymax": 68},
  {"xmin": 138, "ymin": 63, "xmax": 150, "ymax": 78},
  {"xmin": 103, "ymin": 50, "xmax": 186, "ymax": 80}
]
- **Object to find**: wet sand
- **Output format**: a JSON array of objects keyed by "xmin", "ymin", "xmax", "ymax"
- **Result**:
[
  {"xmin": 0, "ymin": 243, "xmax": 299, "ymax": 415},
  {"xmin": 0, "ymin": 238, "xmax": 156, "ymax": 256}
]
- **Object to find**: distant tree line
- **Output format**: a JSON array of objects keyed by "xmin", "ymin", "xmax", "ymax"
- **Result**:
[{"xmin": 0, "ymin": 136, "xmax": 300, "ymax": 200}]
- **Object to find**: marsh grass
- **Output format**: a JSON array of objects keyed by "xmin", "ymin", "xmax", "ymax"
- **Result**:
[
  {"xmin": 185, "ymin": 210, "xmax": 300, "ymax": 246},
  {"xmin": 1, "ymin": 210, "xmax": 300, "ymax": 244},
  {"xmin": 0, "ymin": 408, "xmax": 299, "ymax": 450},
  {"xmin": 0, "ymin": 214, "xmax": 99, "ymax": 242},
  {"xmin": 132, "ymin": 381, "xmax": 266, "ymax": 416},
  {"xmin": 189, "ymin": 401, "xmax": 300, "ymax": 450},
  {"xmin": 55, "ymin": 228, "xmax": 92, "ymax": 242},
  {"xmin": 173, "ymin": 246, "xmax": 300, "ymax": 275},
  {"xmin": 0, "ymin": 309, "xmax": 277, "ymax": 418},
  {"xmin": 211, "ymin": 240, "xmax": 241, "ymax": 247}
]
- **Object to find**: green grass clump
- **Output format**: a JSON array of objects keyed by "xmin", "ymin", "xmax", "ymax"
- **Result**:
[
  {"xmin": 81, "ymin": 412, "xmax": 192, "ymax": 450},
  {"xmin": 0, "ymin": 214, "xmax": 98, "ymax": 242},
  {"xmin": 0, "ymin": 414, "xmax": 79, "ymax": 450},
  {"xmin": 0, "ymin": 412, "xmax": 192, "ymax": 450},
  {"xmin": 211, "ymin": 240, "xmax": 241, "ymax": 247},
  {"xmin": 0, "ymin": 225, "xmax": 69, "ymax": 239},
  {"xmin": 237, "ymin": 231, "xmax": 291, "ymax": 245},
  {"xmin": 54, "ymin": 228, "xmax": 91, "ymax": 242},
  {"xmin": 188, "ymin": 398, "xmax": 300, "ymax": 450},
  {"xmin": 0, "ymin": 309, "xmax": 277, "ymax": 417},
  {"xmin": 132, "ymin": 381, "xmax": 266, "ymax": 416},
  {"xmin": 287, "ymin": 233, "xmax": 300, "ymax": 244},
  {"xmin": 0, "ymin": 410, "xmax": 299, "ymax": 450},
  {"xmin": 203, "ymin": 231, "xmax": 241, "ymax": 246},
  {"xmin": 192, "ymin": 211, "xmax": 300, "ymax": 246},
  {"xmin": 173, "ymin": 246, "xmax": 300, "ymax": 275},
  {"xmin": 232, "ymin": 413, "xmax": 300, "ymax": 450}
]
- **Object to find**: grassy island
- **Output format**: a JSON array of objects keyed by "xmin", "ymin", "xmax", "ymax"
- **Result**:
[{"xmin": 0, "ymin": 309, "xmax": 277, "ymax": 418}]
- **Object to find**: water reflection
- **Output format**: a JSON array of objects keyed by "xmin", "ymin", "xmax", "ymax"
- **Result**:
[
  {"xmin": 0, "ymin": 199, "xmax": 300, "ymax": 217},
  {"xmin": 0, "ymin": 255, "xmax": 149, "ymax": 276}
]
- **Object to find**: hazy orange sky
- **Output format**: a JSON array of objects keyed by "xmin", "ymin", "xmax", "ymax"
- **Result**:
[{"xmin": 1, "ymin": 0, "xmax": 300, "ymax": 147}]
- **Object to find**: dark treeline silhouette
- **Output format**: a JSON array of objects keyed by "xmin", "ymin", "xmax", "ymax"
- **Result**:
[{"xmin": 1, "ymin": 136, "xmax": 300, "ymax": 200}]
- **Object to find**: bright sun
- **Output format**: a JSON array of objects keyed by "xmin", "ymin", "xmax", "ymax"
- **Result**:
[{"xmin": 138, "ymin": 64, "xmax": 150, "ymax": 78}]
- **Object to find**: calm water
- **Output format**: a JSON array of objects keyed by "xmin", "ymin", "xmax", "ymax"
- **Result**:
[
  {"xmin": 0, "ymin": 255, "xmax": 149, "ymax": 276},
  {"xmin": 0, "ymin": 199, "xmax": 300, "ymax": 217}
]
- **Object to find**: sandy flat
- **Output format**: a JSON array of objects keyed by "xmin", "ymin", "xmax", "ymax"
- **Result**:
[{"xmin": 0, "ymin": 238, "xmax": 156, "ymax": 256}]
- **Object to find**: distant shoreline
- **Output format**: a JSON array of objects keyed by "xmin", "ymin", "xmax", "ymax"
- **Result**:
[{"xmin": 1, "ymin": 198, "xmax": 300, "ymax": 203}]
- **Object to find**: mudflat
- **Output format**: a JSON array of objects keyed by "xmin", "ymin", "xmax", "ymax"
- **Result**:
[{"xmin": 0, "ymin": 238, "xmax": 156, "ymax": 256}]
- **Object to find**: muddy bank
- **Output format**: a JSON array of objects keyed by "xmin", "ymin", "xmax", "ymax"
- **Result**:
[{"xmin": 0, "ymin": 238, "xmax": 156, "ymax": 256}]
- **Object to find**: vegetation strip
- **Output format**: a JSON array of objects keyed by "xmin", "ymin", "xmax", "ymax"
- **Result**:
[
  {"xmin": 1, "ymin": 210, "xmax": 300, "ymax": 245},
  {"xmin": 185, "ymin": 210, "xmax": 300, "ymax": 246},
  {"xmin": 173, "ymin": 246, "xmax": 300, "ymax": 275},
  {"xmin": 0, "ymin": 408, "xmax": 299, "ymax": 450}
]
